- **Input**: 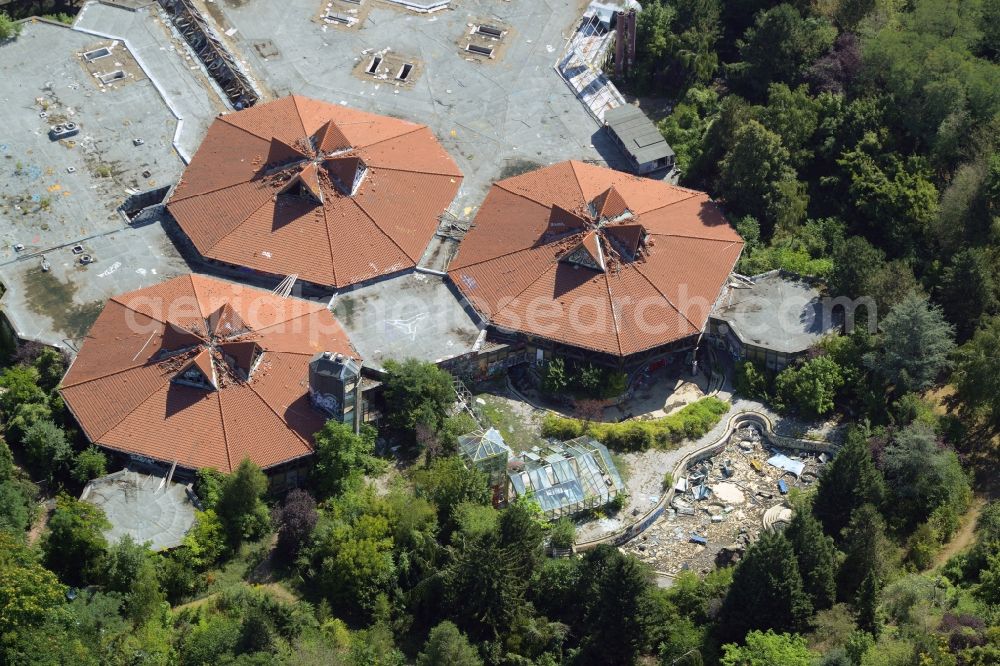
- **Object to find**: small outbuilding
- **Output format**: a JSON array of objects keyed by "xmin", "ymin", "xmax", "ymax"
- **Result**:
[
  {"xmin": 458, "ymin": 427, "xmax": 512, "ymax": 505},
  {"xmin": 604, "ymin": 104, "xmax": 675, "ymax": 175}
]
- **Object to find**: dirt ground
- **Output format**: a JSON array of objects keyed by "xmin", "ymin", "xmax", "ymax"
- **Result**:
[
  {"xmin": 576, "ymin": 446, "xmax": 678, "ymax": 542},
  {"xmin": 933, "ymin": 496, "xmax": 987, "ymax": 569},
  {"xmin": 26, "ymin": 499, "xmax": 55, "ymax": 546},
  {"xmin": 604, "ymin": 372, "xmax": 710, "ymax": 421}
]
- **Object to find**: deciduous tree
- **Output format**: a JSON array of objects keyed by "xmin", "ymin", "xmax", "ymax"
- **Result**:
[
  {"xmin": 312, "ymin": 421, "xmax": 380, "ymax": 498},
  {"xmin": 42, "ymin": 494, "xmax": 109, "ymax": 587},
  {"xmin": 774, "ymin": 356, "xmax": 845, "ymax": 417},
  {"xmin": 417, "ymin": 620, "xmax": 482, "ymax": 666},
  {"xmin": 102, "ymin": 535, "xmax": 165, "ymax": 625},
  {"xmin": 721, "ymin": 629, "xmax": 816, "ymax": 665},
  {"xmin": 275, "ymin": 488, "xmax": 318, "ymax": 560},
  {"xmin": 216, "ymin": 458, "xmax": 270, "ymax": 546},
  {"xmin": 953, "ymin": 315, "xmax": 1000, "ymax": 434}
]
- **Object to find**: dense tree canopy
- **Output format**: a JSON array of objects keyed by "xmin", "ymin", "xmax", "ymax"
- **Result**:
[
  {"xmin": 312, "ymin": 422, "xmax": 381, "ymax": 498},
  {"xmin": 718, "ymin": 531, "xmax": 813, "ymax": 642},
  {"xmin": 382, "ymin": 359, "xmax": 456, "ymax": 445},
  {"xmin": 42, "ymin": 494, "xmax": 110, "ymax": 587},
  {"xmin": 865, "ymin": 293, "xmax": 955, "ymax": 395}
]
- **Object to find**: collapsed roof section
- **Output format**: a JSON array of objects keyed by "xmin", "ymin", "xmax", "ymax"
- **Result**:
[
  {"xmin": 168, "ymin": 95, "xmax": 464, "ymax": 289},
  {"xmin": 60, "ymin": 275, "xmax": 359, "ymax": 473},
  {"xmin": 449, "ymin": 161, "xmax": 744, "ymax": 357}
]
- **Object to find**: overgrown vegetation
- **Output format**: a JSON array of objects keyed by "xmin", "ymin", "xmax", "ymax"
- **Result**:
[
  {"xmin": 542, "ymin": 396, "xmax": 730, "ymax": 452},
  {"xmin": 540, "ymin": 357, "xmax": 628, "ymax": 400}
]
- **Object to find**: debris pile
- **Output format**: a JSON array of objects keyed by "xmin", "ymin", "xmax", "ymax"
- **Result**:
[{"xmin": 622, "ymin": 424, "xmax": 829, "ymax": 576}]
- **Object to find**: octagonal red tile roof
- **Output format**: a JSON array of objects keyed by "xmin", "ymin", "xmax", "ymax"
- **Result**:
[
  {"xmin": 449, "ymin": 161, "xmax": 744, "ymax": 357},
  {"xmin": 167, "ymin": 95, "xmax": 463, "ymax": 289},
  {"xmin": 60, "ymin": 275, "xmax": 359, "ymax": 473}
]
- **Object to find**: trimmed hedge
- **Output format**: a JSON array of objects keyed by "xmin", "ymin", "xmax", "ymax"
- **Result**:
[{"xmin": 541, "ymin": 397, "xmax": 730, "ymax": 452}]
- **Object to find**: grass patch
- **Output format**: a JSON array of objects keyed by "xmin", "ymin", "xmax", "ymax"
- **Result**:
[
  {"xmin": 476, "ymin": 393, "xmax": 546, "ymax": 452},
  {"xmin": 541, "ymin": 396, "xmax": 730, "ymax": 452}
]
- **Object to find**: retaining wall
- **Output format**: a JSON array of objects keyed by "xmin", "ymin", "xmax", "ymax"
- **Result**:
[{"xmin": 575, "ymin": 410, "xmax": 838, "ymax": 551}]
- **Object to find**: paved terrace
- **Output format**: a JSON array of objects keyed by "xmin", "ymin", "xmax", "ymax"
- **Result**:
[
  {"xmin": 0, "ymin": 8, "xmax": 222, "ymax": 348},
  {"xmin": 204, "ymin": 0, "xmax": 632, "ymax": 220}
]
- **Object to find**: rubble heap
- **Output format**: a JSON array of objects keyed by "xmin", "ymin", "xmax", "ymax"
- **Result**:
[{"xmin": 623, "ymin": 424, "xmax": 830, "ymax": 576}]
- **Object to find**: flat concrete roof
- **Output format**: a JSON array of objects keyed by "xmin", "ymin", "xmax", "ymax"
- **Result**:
[
  {"xmin": 74, "ymin": 1, "xmax": 228, "ymax": 159},
  {"xmin": 202, "ymin": 0, "xmax": 630, "ymax": 221},
  {"xmin": 711, "ymin": 271, "xmax": 839, "ymax": 355},
  {"xmin": 333, "ymin": 270, "xmax": 483, "ymax": 371},
  {"xmin": 0, "ymin": 8, "xmax": 221, "ymax": 348},
  {"xmin": 0, "ymin": 211, "xmax": 192, "ymax": 348},
  {"xmin": 605, "ymin": 104, "xmax": 674, "ymax": 165},
  {"xmin": 81, "ymin": 468, "xmax": 198, "ymax": 551}
]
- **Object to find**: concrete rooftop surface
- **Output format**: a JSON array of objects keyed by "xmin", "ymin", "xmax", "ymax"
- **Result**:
[
  {"xmin": 0, "ymin": 7, "xmax": 222, "ymax": 347},
  {"xmin": 333, "ymin": 270, "xmax": 483, "ymax": 370},
  {"xmin": 81, "ymin": 468, "xmax": 199, "ymax": 551},
  {"xmin": 203, "ymin": 0, "xmax": 630, "ymax": 217},
  {"xmin": 712, "ymin": 272, "xmax": 840, "ymax": 355}
]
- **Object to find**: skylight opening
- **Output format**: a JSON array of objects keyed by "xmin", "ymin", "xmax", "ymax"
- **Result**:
[
  {"xmin": 476, "ymin": 25, "xmax": 504, "ymax": 38},
  {"xmin": 98, "ymin": 70, "xmax": 126, "ymax": 85},
  {"xmin": 396, "ymin": 63, "xmax": 413, "ymax": 81},
  {"xmin": 466, "ymin": 44, "xmax": 494, "ymax": 57},
  {"xmin": 83, "ymin": 47, "xmax": 112, "ymax": 62},
  {"xmin": 367, "ymin": 56, "xmax": 382, "ymax": 74}
]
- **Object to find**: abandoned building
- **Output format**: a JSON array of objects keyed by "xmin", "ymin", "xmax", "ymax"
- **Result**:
[
  {"xmin": 708, "ymin": 270, "xmax": 841, "ymax": 371},
  {"xmin": 59, "ymin": 275, "xmax": 360, "ymax": 487},
  {"xmin": 166, "ymin": 95, "xmax": 463, "ymax": 290},
  {"xmin": 448, "ymin": 160, "xmax": 744, "ymax": 369},
  {"xmin": 604, "ymin": 104, "xmax": 676, "ymax": 175}
]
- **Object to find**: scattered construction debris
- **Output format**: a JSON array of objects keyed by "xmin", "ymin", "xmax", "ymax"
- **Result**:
[
  {"xmin": 623, "ymin": 424, "xmax": 829, "ymax": 575},
  {"xmin": 158, "ymin": 0, "xmax": 260, "ymax": 108}
]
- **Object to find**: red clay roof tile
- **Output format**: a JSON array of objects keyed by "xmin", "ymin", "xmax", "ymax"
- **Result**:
[
  {"xmin": 449, "ymin": 161, "xmax": 743, "ymax": 358},
  {"xmin": 61, "ymin": 275, "xmax": 358, "ymax": 473},
  {"xmin": 168, "ymin": 96, "xmax": 462, "ymax": 289}
]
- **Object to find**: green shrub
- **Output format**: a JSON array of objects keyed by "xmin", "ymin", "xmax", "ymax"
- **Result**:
[
  {"xmin": 541, "ymin": 414, "xmax": 585, "ymax": 440},
  {"xmin": 549, "ymin": 518, "xmax": 576, "ymax": 550},
  {"xmin": 542, "ymin": 397, "xmax": 729, "ymax": 452},
  {"xmin": 71, "ymin": 446, "xmax": 107, "ymax": 484},
  {"xmin": 0, "ymin": 12, "xmax": 20, "ymax": 40},
  {"xmin": 735, "ymin": 360, "xmax": 770, "ymax": 400}
]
